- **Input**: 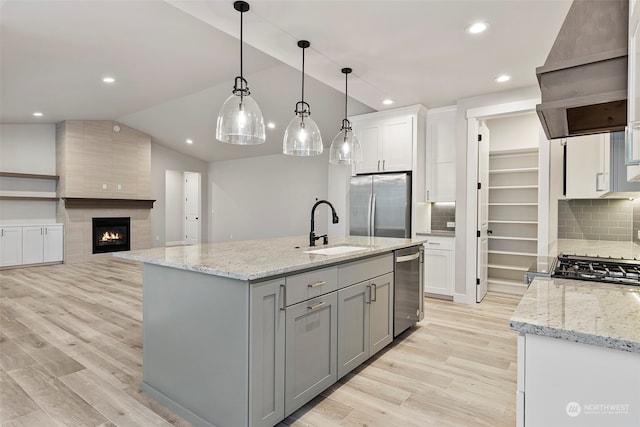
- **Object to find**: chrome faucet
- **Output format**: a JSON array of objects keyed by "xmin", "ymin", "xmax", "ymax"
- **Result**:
[{"xmin": 309, "ymin": 200, "xmax": 339, "ymax": 246}]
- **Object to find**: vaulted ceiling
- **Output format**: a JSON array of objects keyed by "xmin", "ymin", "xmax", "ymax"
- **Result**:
[{"xmin": 0, "ymin": 0, "xmax": 572, "ymax": 162}]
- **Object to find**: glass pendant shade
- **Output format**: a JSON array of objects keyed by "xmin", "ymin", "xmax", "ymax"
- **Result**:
[
  {"xmin": 329, "ymin": 127, "xmax": 362, "ymax": 165},
  {"xmin": 216, "ymin": 92, "xmax": 265, "ymax": 145},
  {"xmin": 283, "ymin": 113, "xmax": 323, "ymax": 156},
  {"xmin": 284, "ymin": 40, "xmax": 323, "ymax": 156},
  {"xmin": 216, "ymin": 1, "xmax": 265, "ymax": 145}
]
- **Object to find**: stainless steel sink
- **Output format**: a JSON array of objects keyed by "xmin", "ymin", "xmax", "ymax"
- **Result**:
[{"xmin": 304, "ymin": 245, "xmax": 368, "ymax": 256}]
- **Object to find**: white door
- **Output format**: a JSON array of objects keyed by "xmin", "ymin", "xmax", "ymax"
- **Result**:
[
  {"xmin": 184, "ymin": 172, "xmax": 200, "ymax": 245},
  {"xmin": 0, "ymin": 227, "xmax": 23, "ymax": 267},
  {"xmin": 476, "ymin": 121, "xmax": 490, "ymax": 303},
  {"xmin": 22, "ymin": 226, "xmax": 44, "ymax": 265}
]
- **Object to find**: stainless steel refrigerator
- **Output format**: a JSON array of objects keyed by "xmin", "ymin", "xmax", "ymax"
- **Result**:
[{"xmin": 349, "ymin": 173, "xmax": 411, "ymax": 238}]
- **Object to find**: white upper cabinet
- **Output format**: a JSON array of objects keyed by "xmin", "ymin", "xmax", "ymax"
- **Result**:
[
  {"xmin": 627, "ymin": 0, "xmax": 640, "ymax": 179},
  {"xmin": 350, "ymin": 105, "xmax": 426, "ymax": 174},
  {"xmin": 565, "ymin": 133, "xmax": 610, "ymax": 198},
  {"xmin": 425, "ymin": 106, "xmax": 457, "ymax": 202}
]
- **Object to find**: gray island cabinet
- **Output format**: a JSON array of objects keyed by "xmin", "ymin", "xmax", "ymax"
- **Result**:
[{"xmin": 115, "ymin": 235, "xmax": 424, "ymax": 427}]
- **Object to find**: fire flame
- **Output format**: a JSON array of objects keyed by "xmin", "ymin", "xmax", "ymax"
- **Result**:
[{"xmin": 100, "ymin": 231, "xmax": 121, "ymax": 242}]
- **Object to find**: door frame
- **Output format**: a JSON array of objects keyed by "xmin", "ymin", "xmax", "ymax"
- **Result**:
[
  {"xmin": 184, "ymin": 171, "xmax": 201, "ymax": 245},
  {"xmin": 464, "ymin": 98, "xmax": 539, "ymax": 303}
]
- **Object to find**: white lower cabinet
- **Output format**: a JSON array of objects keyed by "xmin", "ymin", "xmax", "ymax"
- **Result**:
[
  {"xmin": 0, "ymin": 226, "xmax": 23, "ymax": 267},
  {"xmin": 337, "ymin": 272, "xmax": 394, "ymax": 379},
  {"xmin": 423, "ymin": 237, "xmax": 455, "ymax": 296},
  {"xmin": 1, "ymin": 224, "xmax": 62, "ymax": 267},
  {"xmin": 22, "ymin": 225, "xmax": 63, "ymax": 265}
]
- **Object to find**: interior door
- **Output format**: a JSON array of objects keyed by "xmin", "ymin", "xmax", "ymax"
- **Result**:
[
  {"xmin": 184, "ymin": 172, "xmax": 200, "ymax": 245},
  {"xmin": 476, "ymin": 121, "xmax": 490, "ymax": 303}
]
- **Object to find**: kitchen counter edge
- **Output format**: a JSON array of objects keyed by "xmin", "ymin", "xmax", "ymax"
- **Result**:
[
  {"xmin": 509, "ymin": 277, "xmax": 640, "ymax": 353},
  {"xmin": 114, "ymin": 235, "xmax": 426, "ymax": 282}
]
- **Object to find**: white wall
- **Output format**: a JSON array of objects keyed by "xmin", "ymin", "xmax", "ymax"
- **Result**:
[
  {"xmin": 151, "ymin": 143, "xmax": 208, "ymax": 247},
  {"xmin": 486, "ymin": 113, "xmax": 541, "ymax": 151},
  {"xmin": 0, "ymin": 124, "xmax": 57, "ymax": 223},
  {"xmin": 209, "ymin": 153, "xmax": 330, "ymax": 243},
  {"xmin": 165, "ymin": 170, "xmax": 185, "ymax": 244}
]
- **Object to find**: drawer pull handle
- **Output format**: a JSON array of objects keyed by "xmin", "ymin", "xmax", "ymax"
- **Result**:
[
  {"xmin": 428, "ymin": 242, "xmax": 441, "ymax": 245},
  {"xmin": 279, "ymin": 284, "xmax": 286, "ymax": 311},
  {"xmin": 308, "ymin": 280, "xmax": 326, "ymax": 288},
  {"xmin": 307, "ymin": 301, "xmax": 326, "ymax": 311},
  {"xmin": 371, "ymin": 283, "xmax": 377, "ymax": 302}
]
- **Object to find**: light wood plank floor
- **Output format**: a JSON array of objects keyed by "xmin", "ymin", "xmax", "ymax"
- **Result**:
[{"xmin": 1, "ymin": 259, "xmax": 521, "ymax": 427}]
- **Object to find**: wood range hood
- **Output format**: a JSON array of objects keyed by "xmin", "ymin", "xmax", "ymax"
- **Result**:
[{"xmin": 536, "ymin": 0, "xmax": 629, "ymax": 140}]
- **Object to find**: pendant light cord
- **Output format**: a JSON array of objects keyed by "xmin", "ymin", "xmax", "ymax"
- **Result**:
[
  {"xmin": 301, "ymin": 45, "xmax": 305, "ymax": 108},
  {"xmin": 344, "ymin": 72, "xmax": 348, "ymax": 120},
  {"xmin": 240, "ymin": 10, "xmax": 244, "ymax": 84}
]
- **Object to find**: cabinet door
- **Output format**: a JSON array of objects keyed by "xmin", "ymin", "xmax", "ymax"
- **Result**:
[
  {"xmin": 369, "ymin": 272, "xmax": 394, "ymax": 355},
  {"xmin": 424, "ymin": 249, "xmax": 453, "ymax": 296},
  {"xmin": 22, "ymin": 226, "xmax": 44, "ymax": 265},
  {"xmin": 285, "ymin": 292, "xmax": 337, "ymax": 417},
  {"xmin": 337, "ymin": 281, "xmax": 370, "ymax": 379},
  {"xmin": 565, "ymin": 134, "xmax": 609, "ymax": 198},
  {"xmin": 249, "ymin": 279, "xmax": 285, "ymax": 427},
  {"xmin": 0, "ymin": 227, "xmax": 23, "ymax": 267},
  {"xmin": 432, "ymin": 162, "xmax": 456, "ymax": 202},
  {"xmin": 352, "ymin": 119, "xmax": 381, "ymax": 174},
  {"xmin": 381, "ymin": 116, "xmax": 413, "ymax": 172},
  {"xmin": 43, "ymin": 225, "xmax": 64, "ymax": 263}
]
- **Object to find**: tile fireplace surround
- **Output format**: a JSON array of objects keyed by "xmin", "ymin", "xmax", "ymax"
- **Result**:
[{"xmin": 56, "ymin": 120, "xmax": 153, "ymax": 263}]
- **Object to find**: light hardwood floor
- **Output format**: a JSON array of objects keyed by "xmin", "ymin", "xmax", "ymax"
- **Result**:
[{"xmin": 0, "ymin": 259, "xmax": 521, "ymax": 427}]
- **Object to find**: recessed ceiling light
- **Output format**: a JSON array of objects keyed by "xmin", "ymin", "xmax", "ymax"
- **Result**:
[
  {"xmin": 32, "ymin": 112, "xmax": 43, "ymax": 117},
  {"xmin": 267, "ymin": 122, "xmax": 276, "ymax": 129},
  {"xmin": 467, "ymin": 21, "xmax": 489, "ymax": 34},
  {"xmin": 382, "ymin": 99, "xmax": 394, "ymax": 105},
  {"xmin": 102, "ymin": 77, "xmax": 115, "ymax": 84},
  {"xmin": 495, "ymin": 75, "xmax": 511, "ymax": 83},
  {"xmin": 186, "ymin": 139, "xmax": 193, "ymax": 144}
]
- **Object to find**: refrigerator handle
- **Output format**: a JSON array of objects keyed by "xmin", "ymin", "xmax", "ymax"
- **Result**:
[
  {"xmin": 366, "ymin": 194, "xmax": 373, "ymax": 237},
  {"xmin": 371, "ymin": 194, "xmax": 376, "ymax": 237}
]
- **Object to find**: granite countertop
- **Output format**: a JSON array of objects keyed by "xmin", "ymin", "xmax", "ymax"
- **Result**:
[
  {"xmin": 416, "ymin": 230, "xmax": 455, "ymax": 237},
  {"xmin": 510, "ymin": 277, "xmax": 640, "ymax": 353},
  {"xmin": 555, "ymin": 238, "xmax": 640, "ymax": 259},
  {"xmin": 114, "ymin": 235, "xmax": 425, "ymax": 281}
]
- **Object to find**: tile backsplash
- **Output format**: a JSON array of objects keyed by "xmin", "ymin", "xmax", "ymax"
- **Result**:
[
  {"xmin": 558, "ymin": 199, "xmax": 632, "ymax": 241},
  {"xmin": 431, "ymin": 203, "xmax": 456, "ymax": 231},
  {"xmin": 634, "ymin": 199, "xmax": 640, "ymax": 244}
]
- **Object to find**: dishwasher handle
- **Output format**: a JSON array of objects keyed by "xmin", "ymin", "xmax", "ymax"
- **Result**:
[{"xmin": 396, "ymin": 252, "xmax": 420, "ymax": 263}]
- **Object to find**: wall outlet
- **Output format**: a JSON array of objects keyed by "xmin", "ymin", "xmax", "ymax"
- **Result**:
[
  {"xmin": 637, "ymin": 229, "xmax": 640, "ymax": 240},
  {"xmin": 117, "ymin": 184, "xmax": 122, "ymax": 190},
  {"xmin": 447, "ymin": 221, "xmax": 455, "ymax": 228},
  {"xmin": 156, "ymin": 235, "xmax": 159, "ymax": 241},
  {"xmin": 102, "ymin": 183, "xmax": 107, "ymax": 190}
]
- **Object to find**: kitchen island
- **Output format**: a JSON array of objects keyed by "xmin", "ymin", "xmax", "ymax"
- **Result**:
[
  {"xmin": 510, "ymin": 277, "xmax": 640, "ymax": 427},
  {"xmin": 115, "ymin": 235, "xmax": 425, "ymax": 427}
]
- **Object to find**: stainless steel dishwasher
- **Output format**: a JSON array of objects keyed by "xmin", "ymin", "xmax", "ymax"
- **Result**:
[{"xmin": 394, "ymin": 245, "xmax": 424, "ymax": 337}]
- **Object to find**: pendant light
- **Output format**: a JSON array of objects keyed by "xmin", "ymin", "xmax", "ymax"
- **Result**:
[
  {"xmin": 329, "ymin": 67, "xmax": 362, "ymax": 165},
  {"xmin": 283, "ymin": 40, "xmax": 323, "ymax": 156},
  {"xmin": 216, "ymin": 1, "xmax": 265, "ymax": 145}
]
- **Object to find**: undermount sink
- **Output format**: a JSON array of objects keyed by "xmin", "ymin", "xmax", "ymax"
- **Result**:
[{"xmin": 304, "ymin": 245, "xmax": 369, "ymax": 256}]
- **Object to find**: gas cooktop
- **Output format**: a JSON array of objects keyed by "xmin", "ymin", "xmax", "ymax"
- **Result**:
[{"xmin": 552, "ymin": 254, "xmax": 640, "ymax": 286}]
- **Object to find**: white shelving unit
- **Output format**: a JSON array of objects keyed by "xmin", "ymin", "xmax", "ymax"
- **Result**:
[{"xmin": 488, "ymin": 149, "xmax": 539, "ymax": 295}]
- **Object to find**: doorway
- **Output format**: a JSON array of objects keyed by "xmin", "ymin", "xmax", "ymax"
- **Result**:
[{"xmin": 165, "ymin": 170, "xmax": 201, "ymax": 246}]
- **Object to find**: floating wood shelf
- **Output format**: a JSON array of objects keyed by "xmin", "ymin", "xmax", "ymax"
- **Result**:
[
  {"xmin": 62, "ymin": 198, "xmax": 155, "ymax": 209},
  {"xmin": 0, "ymin": 172, "xmax": 59, "ymax": 180},
  {"xmin": 0, "ymin": 196, "xmax": 59, "ymax": 201}
]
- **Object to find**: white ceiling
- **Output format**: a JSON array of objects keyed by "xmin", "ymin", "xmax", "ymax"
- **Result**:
[{"xmin": 0, "ymin": 0, "xmax": 572, "ymax": 163}]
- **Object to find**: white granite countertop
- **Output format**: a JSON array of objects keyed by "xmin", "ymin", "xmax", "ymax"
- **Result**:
[
  {"xmin": 114, "ymin": 235, "xmax": 425, "ymax": 281},
  {"xmin": 555, "ymin": 238, "xmax": 640, "ymax": 259},
  {"xmin": 510, "ymin": 277, "xmax": 640, "ymax": 353}
]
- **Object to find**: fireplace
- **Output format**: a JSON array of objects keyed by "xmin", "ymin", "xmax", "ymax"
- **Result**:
[{"xmin": 92, "ymin": 217, "xmax": 130, "ymax": 254}]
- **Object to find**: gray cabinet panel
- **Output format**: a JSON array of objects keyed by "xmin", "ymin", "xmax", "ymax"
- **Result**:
[
  {"xmin": 285, "ymin": 293, "xmax": 338, "ymax": 417},
  {"xmin": 285, "ymin": 267, "xmax": 338, "ymax": 306},
  {"xmin": 337, "ymin": 281, "xmax": 370, "ymax": 379},
  {"xmin": 337, "ymin": 253, "xmax": 393, "ymax": 288},
  {"xmin": 249, "ymin": 279, "xmax": 285, "ymax": 427},
  {"xmin": 369, "ymin": 273, "xmax": 394, "ymax": 355}
]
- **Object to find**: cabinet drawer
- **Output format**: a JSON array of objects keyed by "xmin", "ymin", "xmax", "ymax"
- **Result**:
[
  {"xmin": 424, "ymin": 236, "xmax": 454, "ymax": 251},
  {"xmin": 338, "ymin": 254, "xmax": 393, "ymax": 288},
  {"xmin": 286, "ymin": 267, "xmax": 338, "ymax": 306}
]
